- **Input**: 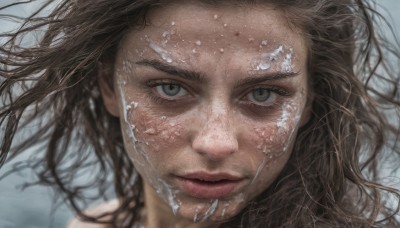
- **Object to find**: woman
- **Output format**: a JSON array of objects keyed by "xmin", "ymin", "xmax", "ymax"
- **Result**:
[{"xmin": 1, "ymin": 0, "xmax": 399, "ymax": 227}]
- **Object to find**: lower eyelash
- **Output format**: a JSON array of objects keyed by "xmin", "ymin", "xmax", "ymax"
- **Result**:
[{"xmin": 146, "ymin": 89, "xmax": 178, "ymax": 104}]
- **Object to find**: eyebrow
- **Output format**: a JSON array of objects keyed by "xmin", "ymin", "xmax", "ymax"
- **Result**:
[
  {"xmin": 135, "ymin": 59, "xmax": 205, "ymax": 83},
  {"xmin": 234, "ymin": 71, "xmax": 300, "ymax": 88},
  {"xmin": 135, "ymin": 59, "xmax": 300, "ymax": 86}
]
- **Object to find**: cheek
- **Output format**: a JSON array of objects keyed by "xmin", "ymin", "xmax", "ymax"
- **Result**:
[
  {"xmin": 244, "ymin": 104, "xmax": 304, "ymax": 189},
  {"xmin": 129, "ymin": 110, "xmax": 185, "ymax": 158},
  {"xmin": 249, "ymin": 109, "xmax": 301, "ymax": 159}
]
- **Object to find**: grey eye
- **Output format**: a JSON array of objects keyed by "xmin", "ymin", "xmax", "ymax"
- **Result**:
[
  {"xmin": 155, "ymin": 84, "xmax": 188, "ymax": 99},
  {"xmin": 251, "ymin": 88, "xmax": 271, "ymax": 102},
  {"xmin": 162, "ymin": 84, "xmax": 181, "ymax": 96}
]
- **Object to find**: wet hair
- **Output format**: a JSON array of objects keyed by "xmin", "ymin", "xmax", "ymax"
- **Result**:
[{"xmin": 1, "ymin": 0, "xmax": 400, "ymax": 227}]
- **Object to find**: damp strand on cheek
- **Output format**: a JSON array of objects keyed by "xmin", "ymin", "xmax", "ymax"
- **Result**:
[
  {"xmin": 250, "ymin": 157, "xmax": 268, "ymax": 185},
  {"xmin": 277, "ymin": 108, "xmax": 290, "ymax": 132},
  {"xmin": 117, "ymin": 78, "xmax": 157, "ymax": 169},
  {"xmin": 277, "ymin": 101, "xmax": 304, "ymax": 152},
  {"xmin": 118, "ymin": 80, "xmax": 138, "ymax": 143},
  {"xmin": 156, "ymin": 179, "xmax": 181, "ymax": 215}
]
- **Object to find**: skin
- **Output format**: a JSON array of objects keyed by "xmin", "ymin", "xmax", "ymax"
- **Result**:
[{"xmin": 97, "ymin": 2, "xmax": 311, "ymax": 228}]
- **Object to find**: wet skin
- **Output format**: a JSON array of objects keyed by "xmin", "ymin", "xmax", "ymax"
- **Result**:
[{"xmin": 101, "ymin": 2, "xmax": 310, "ymax": 227}]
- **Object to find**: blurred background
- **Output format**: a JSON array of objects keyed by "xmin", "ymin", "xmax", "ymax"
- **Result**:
[{"xmin": 0, "ymin": 0, "xmax": 399, "ymax": 227}]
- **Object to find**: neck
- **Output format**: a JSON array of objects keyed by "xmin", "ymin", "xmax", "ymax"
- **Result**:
[{"xmin": 143, "ymin": 181, "xmax": 219, "ymax": 228}]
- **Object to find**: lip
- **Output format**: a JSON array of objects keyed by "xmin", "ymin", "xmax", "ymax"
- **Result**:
[{"xmin": 175, "ymin": 172, "xmax": 244, "ymax": 199}]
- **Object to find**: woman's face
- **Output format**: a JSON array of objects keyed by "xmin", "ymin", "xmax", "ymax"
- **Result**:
[{"xmin": 104, "ymin": 2, "xmax": 310, "ymax": 223}]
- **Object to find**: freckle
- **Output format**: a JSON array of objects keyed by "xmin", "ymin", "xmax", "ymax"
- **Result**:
[{"xmin": 234, "ymin": 32, "xmax": 240, "ymax": 37}]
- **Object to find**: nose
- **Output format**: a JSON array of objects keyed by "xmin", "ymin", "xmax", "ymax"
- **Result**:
[{"xmin": 191, "ymin": 105, "xmax": 238, "ymax": 161}]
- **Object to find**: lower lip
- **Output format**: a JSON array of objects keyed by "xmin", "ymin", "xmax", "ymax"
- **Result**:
[{"xmin": 176, "ymin": 177, "xmax": 242, "ymax": 199}]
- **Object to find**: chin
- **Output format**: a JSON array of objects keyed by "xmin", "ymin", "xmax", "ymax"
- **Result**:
[{"xmin": 174, "ymin": 195, "xmax": 247, "ymax": 224}]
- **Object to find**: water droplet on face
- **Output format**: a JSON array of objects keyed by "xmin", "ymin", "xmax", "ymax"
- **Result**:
[
  {"xmin": 213, "ymin": 14, "xmax": 219, "ymax": 20},
  {"xmin": 261, "ymin": 40, "xmax": 268, "ymax": 46},
  {"xmin": 192, "ymin": 48, "xmax": 197, "ymax": 53},
  {"xmin": 281, "ymin": 52, "xmax": 293, "ymax": 72},
  {"xmin": 195, "ymin": 40, "xmax": 202, "ymax": 46},
  {"xmin": 223, "ymin": 23, "xmax": 228, "ymax": 27},
  {"xmin": 126, "ymin": 101, "xmax": 139, "ymax": 111},
  {"xmin": 171, "ymin": 21, "xmax": 176, "ymax": 26},
  {"xmin": 248, "ymin": 37, "xmax": 255, "ymax": 43},
  {"xmin": 162, "ymin": 31, "xmax": 169, "ymax": 38},
  {"xmin": 269, "ymin": 45, "xmax": 284, "ymax": 61},
  {"xmin": 144, "ymin": 128, "xmax": 156, "ymax": 135},
  {"xmin": 219, "ymin": 48, "xmax": 224, "ymax": 53},
  {"xmin": 256, "ymin": 62, "xmax": 271, "ymax": 71}
]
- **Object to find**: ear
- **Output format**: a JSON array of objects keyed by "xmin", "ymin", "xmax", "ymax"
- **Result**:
[{"xmin": 98, "ymin": 62, "xmax": 120, "ymax": 117}]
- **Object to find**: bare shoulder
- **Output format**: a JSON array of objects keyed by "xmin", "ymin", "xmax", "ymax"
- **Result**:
[{"xmin": 66, "ymin": 199, "xmax": 121, "ymax": 228}]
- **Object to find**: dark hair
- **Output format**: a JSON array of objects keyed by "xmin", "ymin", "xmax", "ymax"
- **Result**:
[{"xmin": 1, "ymin": 0, "xmax": 400, "ymax": 227}]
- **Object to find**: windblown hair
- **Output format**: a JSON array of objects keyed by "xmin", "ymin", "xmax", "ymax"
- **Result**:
[{"xmin": 1, "ymin": 0, "xmax": 400, "ymax": 227}]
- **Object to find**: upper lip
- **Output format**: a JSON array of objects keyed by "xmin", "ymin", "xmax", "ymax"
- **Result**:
[{"xmin": 177, "ymin": 172, "xmax": 243, "ymax": 182}]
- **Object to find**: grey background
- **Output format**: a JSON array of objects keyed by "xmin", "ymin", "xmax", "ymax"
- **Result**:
[{"xmin": 1, "ymin": 1, "xmax": 399, "ymax": 228}]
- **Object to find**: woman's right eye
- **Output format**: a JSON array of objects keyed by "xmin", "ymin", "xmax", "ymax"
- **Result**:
[
  {"xmin": 154, "ymin": 83, "xmax": 189, "ymax": 100},
  {"xmin": 245, "ymin": 88, "xmax": 278, "ymax": 107}
]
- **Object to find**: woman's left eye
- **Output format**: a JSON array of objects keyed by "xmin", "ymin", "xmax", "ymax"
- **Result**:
[
  {"xmin": 155, "ymin": 83, "xmax": 188, "ymax": 99},
  {"xmin": 246, "ymin": 88, "xmax": 277, "ymax": 106}
]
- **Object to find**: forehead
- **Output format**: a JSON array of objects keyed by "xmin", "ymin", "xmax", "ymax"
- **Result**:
[
  {"xmin": 117, "ymin": 2, "xmax": 308, "ymax": 76},
  {"xmin": 124, "ymin": 2, "xmax": 306, "ymax": 47}
]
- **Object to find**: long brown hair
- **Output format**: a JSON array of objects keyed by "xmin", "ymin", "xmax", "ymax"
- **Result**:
[{"xmin": 1, "ymin": 0, "xmax": 399, "ymax": 227}]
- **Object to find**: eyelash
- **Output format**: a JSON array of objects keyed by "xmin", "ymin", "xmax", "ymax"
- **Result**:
[
  {"xmin": 239, "ymin": 86, "xmax": 290, "ymax": 113},
  {"xmin": 145, "ymin": 80, "xmax": 290, "ymax": 110},
  {"xmin": 146, "ymin": 80, "xmax": 193, "ymax": 104}
]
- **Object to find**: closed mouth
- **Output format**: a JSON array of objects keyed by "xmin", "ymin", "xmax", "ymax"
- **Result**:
[{"xmin": 175, "ymin": 172, "xmax": 244, "ymax": 198}]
